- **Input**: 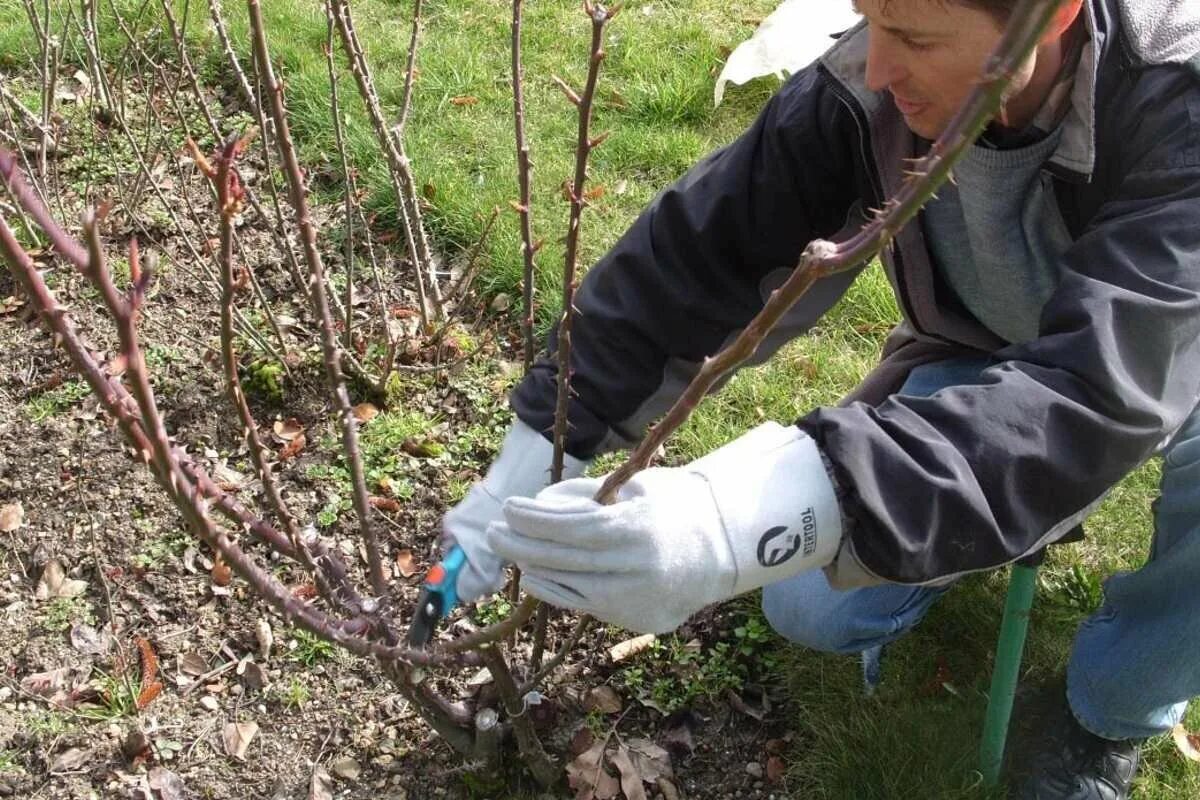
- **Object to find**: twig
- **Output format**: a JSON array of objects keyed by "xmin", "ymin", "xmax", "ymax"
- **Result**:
[
  {"xmin": 394, "ymin": 0, "xmax": 422, "ymax": 140},
  {"xmin": 206, "ymin": 0, "xmax": 309, "ymax": 297},
  {"xmin": 247, "ymin": 0, "xmax": 387, "ymax": 600},
  {"xmin": 323, "ymin": 22, "xmax": 356, "ymax": 354},
  {"xmin": 532, "ymin": 0, "xmax": 618, "ymax": 668},
  {"xmin": 512, "ymin": 0, "xmax": 538, "ymax": 374},
  {"xmin": 522, "ymin": 614, "xmax": 592, "ymax": 693},
  {"xmin": 448, "ymin": 205, "xmax": 499, "ymax": 302},
  {"xmin": 327, "ymin": 0, "xmax": 441, "ymax": 325}
]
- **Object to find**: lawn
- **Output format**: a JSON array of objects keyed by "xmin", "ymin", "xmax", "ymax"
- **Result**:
[{"xmin": 0, "ymin": 0, "xmax": 1195, "ymax": 797}]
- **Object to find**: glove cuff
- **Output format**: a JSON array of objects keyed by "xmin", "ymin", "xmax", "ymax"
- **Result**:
[
  {"xmin": 690, "ymin": 422, "xmax": 843, "ymax": 596},
  {"xmin": 481, "ymin": 418, "xmax": 589, "ymax": 502}
]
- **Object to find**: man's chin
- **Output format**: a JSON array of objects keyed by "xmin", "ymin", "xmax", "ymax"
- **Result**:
[{"xmin": 900, "ymin": 115, "xmax": 944, "ymax": 141}]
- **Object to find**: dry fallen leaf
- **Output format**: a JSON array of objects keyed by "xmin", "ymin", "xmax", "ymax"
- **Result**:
[
  {"xmin": 352, "ymin": 403, "xmax": 379, "ymax": 423},
  {"xmin": 565, "ymin": 740, "xmax": 620, "ymax": 800},
  {"xmin": 0, "ymin": 502, "xmax": 24, "ymax": 532},
  {"xmin": 70, "ymin": 622, "xmax": 113, "ymax": 656},
  {"xmin": 1173, "ymin": 723, "xmax": 1200, "ymax": 762},
  {"xmin": 36, "ymin": 558, "xmax": 88, "ymax": 600},
  {"xmin": 272, "ymin": 418, "xmax": 304, "ymax": 442},
  {"xmin": 625, "ymin": 737, "xmax": 673, "ymax": 783},
  {"xmin": 147, "ymin": 767, "xmax": 187, "ymax": 800},
  {"xmin": 222, "ymin": 720, "xmax": 259, "ymax": 761},
  {"xmin": 211, "ymin": 553, "xmax": 232, "ymax": 587},
  {"xmin": 21, "ymin": 666, "xmax": 73, "ymax": 703},
  {"xmin": 582, "ymin": 685, "xmax": 623, "ymax": 715},
  {"xmin": 766, "ymin": 755, "xmax": 786, "ymax": 783},
  {"xmin": 278, "ymin": 432, "xmax": 307, "ymax": 462},
  {"xmin": 179, "ymin": 652, "xmax": 208, "ymax": 677},
  {"xmin": 49, "ymin": 746, "xmax": 90, "ymax": 773},
  {"xmin": 309, "ymin": 765, "xmax": 334, "ymax": 800},
  {"xmin": 610, "ymin": 745, "xmax": 649, "ymax": 800},
  {"xmin": 368, "ymin": 495, "xmax": 401, "ymax": 513},
  {"xmin": 450, "ymin": 95, "xmax": 479, "ymax": 106},
  {"xmin": 395, "ymin": 549, "xmax": 418, "ymax": 578}
]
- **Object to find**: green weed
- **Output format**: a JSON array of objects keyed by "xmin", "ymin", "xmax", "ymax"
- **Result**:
[
  {"xmin": 39, "ymin": 596, "xmax": 95, "ymax": 632},
  {"xmin": 287, "ymin": 629, "xmax": 336, "ymax": 667},
  {"xmin": 24, "ymin": 380, "xmax": 92, "ymax": 422}
]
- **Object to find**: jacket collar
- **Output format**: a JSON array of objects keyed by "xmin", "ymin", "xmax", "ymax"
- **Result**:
[{"xmin": 818, "ymin": 1, "xmax": 1116, "ymax": 182}]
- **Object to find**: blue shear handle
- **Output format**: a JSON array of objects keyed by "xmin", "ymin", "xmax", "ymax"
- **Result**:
[{"xmin": 430, "ymin": 545, "xmax": 466, "ymax": 619}]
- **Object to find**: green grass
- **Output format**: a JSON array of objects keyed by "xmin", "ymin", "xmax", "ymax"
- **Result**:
[
  {"xmin": 0, "ymin": 0, "xmax": 779, "ymax": 327},
  {"xmin": 23, "ymin": 378, "xmax": 92, "ymax": 421}
]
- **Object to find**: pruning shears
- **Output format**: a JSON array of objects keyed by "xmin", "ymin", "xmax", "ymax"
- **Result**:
[{"xmin": 406, "ymin": 545, "xmax": 466, "ymax": 647}]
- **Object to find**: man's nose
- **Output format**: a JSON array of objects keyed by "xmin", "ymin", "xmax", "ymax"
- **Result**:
[{"xmin": 864, "ymin": 31, "xmax": 907, "ymax": 93}]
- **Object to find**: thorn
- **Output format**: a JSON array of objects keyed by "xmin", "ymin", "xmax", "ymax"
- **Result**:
[{"xmin": 551, "ymin": 75, "xmax": 581, "ymax": 106}]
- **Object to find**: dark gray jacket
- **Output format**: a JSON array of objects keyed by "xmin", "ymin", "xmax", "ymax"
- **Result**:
[{"xmin": 511, "ymin": 0, "xmax": 1200, "ymax": 586}]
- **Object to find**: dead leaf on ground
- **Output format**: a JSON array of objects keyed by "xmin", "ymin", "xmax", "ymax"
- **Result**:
[
  {"xmin": 352, "ymin": 403, "xmax": 379, "ymax": 423},
  {"xmin": 211, "ymin": 553, "xmax": 232, "ymax": 587},
  {"xmin": 278, "ymin": 432, "xmax": 307, "ymax": 461},
  {"xmin": 608, "ymin": 633, "xmax": 656, "ymax": 664},
  {"xmin": 36, "ymin": 558, "xmax": 88, "ymax": 600},
  {"xmin": 272, "ymin": 418, "xmax": 304, "ymax": 442},
  {"xmin": 178, "ymin": 652, "xmax": 208, "ymax": 677},
  {"xmin": 222, "ymin": 720, "xmax": 259, "ymax": 760},
  {"xmin": 70, "ymin": 622, "xmax": 113, "ymax": 656},
  {"xmin": 610, "ymin": 745, "xmax": 649, "ymax": 800},
  {"xmin": 49, "ymin": 746, "xmax": 91, "ymax": 773},
  {"xmin": 565, "ymin": 740, "xmax": 620, "ymax": 800},
  {"xmin": 21, "ymin": 666, "xmax": 74, "ymax": 704},
  {"xmin": 625, "ymin": 737, "xmax": 673, "ymax": 783},
  {"xmin": 0, "ymin": 502, "xmax": 23, "ymax": 532},
  {"xmin": 147, "ymin": 767, "xmax": 187, "ymax": 800},
  {"xmin": 582, "ymin": 685, "xmax": 623, "ymax": 714},
  {"xmin": 0, "ymin": 295, "xmax": 25, "ymax": 315},
  {"xmin": 766, "ymin": 755, "xmax": 786, "ymax": 784},
  {"xmin": 309, "ymin": 765, "xmax": 334, "ymax": 800},
  {"xmin": 368, "ymin": 495, "xmax": 401, "ymax": 513},
  {"xmin": 656, "ymin": 778, "xmax": 681, "ymax": 800},
  {"xmin": 1173, "ymin": 723, "xmax": 1200, "ymax": 762},
  {"xmin": 450, "ymin": 95, "xmax": 479, "ymax": 106},
  {"xmin": 725, "ymin": 687, "xmax": 768, "ymax": 720},
  {"xmin": 395, "ymin": 549, "xmax": 418, "ymax": 578}
]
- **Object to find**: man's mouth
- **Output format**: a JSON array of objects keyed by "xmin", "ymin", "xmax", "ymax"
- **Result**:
[{"xmin": 892, "ymin": 94, "xmax": 928, "ymax": 117}]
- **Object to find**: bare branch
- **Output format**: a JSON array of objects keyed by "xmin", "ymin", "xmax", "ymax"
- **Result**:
[
  {"xmin": 513, "ymin": 0, "xmax": 538, "ymax": 373},
  {"xmin": 246, "ymin": 0, "xmax": 388, "ymax": 599},
  {"xmin": 327, "ymin": 0, "xmax": 441, "ymax": 325}
]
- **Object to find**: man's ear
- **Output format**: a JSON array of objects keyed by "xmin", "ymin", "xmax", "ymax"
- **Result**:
[{"xmin": 1042, "ymin": 0, "xmax": 1084, "ymax": 42}]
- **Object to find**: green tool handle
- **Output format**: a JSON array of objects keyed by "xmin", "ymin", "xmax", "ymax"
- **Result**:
[{"xmin": 979, "ymin": 563, "xmax": 1039, "ymax": 787}]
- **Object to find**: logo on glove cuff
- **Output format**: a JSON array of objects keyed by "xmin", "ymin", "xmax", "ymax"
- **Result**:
[{"xmin": 756, "ymin": 507, "xmax": 818, "ymax": 568}]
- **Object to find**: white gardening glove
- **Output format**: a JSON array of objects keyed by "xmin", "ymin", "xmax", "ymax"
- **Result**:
[
  {"xmin": 442, "ymin": 418, "xmax": 588, "ymax": 604},
  {"xmin": 488, "ymin": 422, "xmax": 843, "ymax": 633}
]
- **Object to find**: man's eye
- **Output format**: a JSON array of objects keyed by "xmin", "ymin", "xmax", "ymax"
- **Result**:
[{"xmin": 901, "ymin": 37, "xmax": 934, "ymax": 52}]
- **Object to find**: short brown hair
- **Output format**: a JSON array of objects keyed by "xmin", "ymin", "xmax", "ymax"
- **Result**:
[
  {"xmin": 882, "ymin": 0, "xmax": 1019, "ymax": 23},
  {"xmin": 958, "ymin": 0, "xmax": 1019, "ymax": 21}
]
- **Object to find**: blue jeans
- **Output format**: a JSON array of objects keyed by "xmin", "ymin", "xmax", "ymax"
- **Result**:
[{"xmin": 763, "ymin": 357, "xmax": 1200, "ymax": 740}]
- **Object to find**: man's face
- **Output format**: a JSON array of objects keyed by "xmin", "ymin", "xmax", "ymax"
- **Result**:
[{"xmin": 854, "ymin": 0, "xmax": 1033, "ymax": 139}]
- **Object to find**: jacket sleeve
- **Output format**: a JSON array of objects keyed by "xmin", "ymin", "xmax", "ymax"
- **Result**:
[
  {"xmin": 802, "ymin": 69, "xmax": 1200, "ymax": 584},
  {"xmin": 512, "ymin": 66, "xmax": 864, "ymax": 458}
]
